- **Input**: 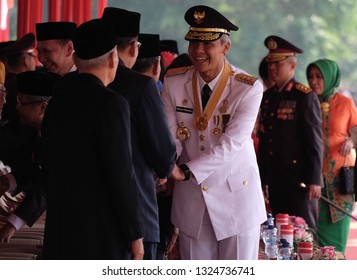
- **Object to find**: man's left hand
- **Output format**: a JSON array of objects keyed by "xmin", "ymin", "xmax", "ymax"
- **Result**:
[{"xmin": 307, "ymin": 184, "xmax": 321, "ymax": 200}]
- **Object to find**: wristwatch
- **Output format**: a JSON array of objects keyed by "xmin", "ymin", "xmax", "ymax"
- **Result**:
[{"xmin": 179, "ymin": 164, "xmax": 191, "ymax": 181}]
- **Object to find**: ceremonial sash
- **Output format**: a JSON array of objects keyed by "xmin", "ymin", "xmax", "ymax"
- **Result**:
[{"xmin": 192, "ymin": 60, "xmax": 231, "ymax": 131}]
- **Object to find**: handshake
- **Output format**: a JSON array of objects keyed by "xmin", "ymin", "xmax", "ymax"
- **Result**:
[{"xmin": 155, "ymin": 164, "xmax": 190, "ymax": 195}]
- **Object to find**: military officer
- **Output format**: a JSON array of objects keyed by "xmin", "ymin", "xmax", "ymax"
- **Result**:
[
  {"xmin": 257, "ymin": 35, "xmax": 323, "ymax": 231},
  {"xmin": 164, "ymin": 5, "xmax": 266, "ymax": 260}
]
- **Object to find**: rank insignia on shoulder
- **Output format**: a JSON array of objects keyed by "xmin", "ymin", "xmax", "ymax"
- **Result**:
[
  {"xmin": 234, "ymin": 73, "xmax": 257, "ymax": 85},
  {"xmin": 295, "ymin": 83, "xmax": 311, "ymax": 94},
  {"xmin": 165, "ymin": 66, "xmax": 193, "ymax": 77}
]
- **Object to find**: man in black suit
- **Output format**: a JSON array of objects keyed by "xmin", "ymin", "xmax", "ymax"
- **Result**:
[
  {"xmin": 35, "ymin": 21, "xmax": 77, "ymax": 76},
  {"xmin": 41, "ymin": 19, "xmax": 144, "ymax": 259},
  {"xmin": 102, "ymin": 7, "xmax": 176, "ymax": 260},
  {"xmin": 257, "ymin": 35, "xmax": 323, "ymax": 231},
  {"xmin": 0, "ymin": 71, "xmax": 60, "ymax": 243}
]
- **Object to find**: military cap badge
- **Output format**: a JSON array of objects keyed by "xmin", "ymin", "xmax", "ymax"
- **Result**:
[
  {"xmin": 194, "ymin": 10, "xmax": 205, "ymax": 24},
  {"xmin": 267, "ymin": 38, "xmax": 277, "ymax": 50}
]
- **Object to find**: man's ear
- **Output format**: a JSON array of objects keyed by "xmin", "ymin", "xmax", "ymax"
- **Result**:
[
  {"xmin": 40, "ymin": 101, "xmax": 48, "ymax": 114},
  {"xmin": 152, "ymin": 59, "xmax": 160, "ymax": 76},
  {"xmin": 108, "ymin": 50, "xmax": 118, "ymax": 69},
  {"xmin": 128, "ymin": 41, "xmax": 137, "ymax": 58},
  {"xmin": 290, "ymin": 60, "xmax": 297, "ymax": 71},
  {"xmin": 223, "ymin": 40, "xmax": 231, "ymax": 56},
  {"xmin": 65, "ymin": 41, "xmax": 74, "ymax": 57}
]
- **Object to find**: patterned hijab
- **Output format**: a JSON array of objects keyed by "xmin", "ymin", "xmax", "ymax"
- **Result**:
[{"xmin": 306, "ymin": 59, "xmax": 341, "ymax": 101}]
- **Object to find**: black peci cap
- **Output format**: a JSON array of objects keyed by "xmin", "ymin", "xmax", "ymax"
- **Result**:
[
  {"xmin": 102, "ymin": 7, "xmax": 141, "ymax": 38},
  {"xmin": 0, "ymin": 33, "xmax": 35, "ymax": 56},
  {"xmin": 184, "ymin": 5, "xmax": 238, "ymax": 41},
  {"xmin": 73, "ymin": 19, "xmax": 117, "ymax": 60},
  {"xmin": 36, "ymin": 22, "xmax": 77, "ymax": 41},
  {"xmin": 160, "ymin": 39, "xmax": 179, "ymax": 54},
  {"xmin": 137, "ymin": 33, "xmax": 161, "ymax": 59},
  {"xmin": 264, "ymin": 35, "xmax": 303, "ymax": 62},
  {"xmin": 17, "ymin": 71, "xmax": 61, "ymax": 97}
]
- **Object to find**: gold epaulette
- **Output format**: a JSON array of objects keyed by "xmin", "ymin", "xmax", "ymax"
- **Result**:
[
  {"xmin": 165, "ymin": 66, "xmax": 192, "ymax": 77},
  {"xmin": 295, "ymin": 83, "xmax": 312, "ymax": 94},
  {"xmin": 234, "ymin": 73, "xmax": 257, "ymax": 85}
]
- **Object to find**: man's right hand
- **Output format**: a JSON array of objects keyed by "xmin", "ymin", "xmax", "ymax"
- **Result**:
[
  {"xmin": 170, "ymin": 164, "xmax": 185, "ymax": 181},
  {"xmin": 0, "ymin": 222, "xmax": 16, "ymax": 243}
]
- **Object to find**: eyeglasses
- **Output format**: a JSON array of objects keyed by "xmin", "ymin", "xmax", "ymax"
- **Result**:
[{"xmin": 16, "ymin": 97, "xmax": 43, "ymax": 106}]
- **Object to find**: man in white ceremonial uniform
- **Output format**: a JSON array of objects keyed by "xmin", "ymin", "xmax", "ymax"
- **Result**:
[{"xmin": 162, "ymin": 5, "xmax": 266, "ymax": 260}]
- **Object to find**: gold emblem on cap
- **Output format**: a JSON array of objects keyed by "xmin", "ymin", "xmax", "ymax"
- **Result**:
[
  {"xmin": 194, "ymin": 10, "xmax": 205, "ymax": 24},
  {"xmin": 267, "ymin": 38, "xmax": 277, "ymax": 50},
  {"xmin": 176, "ymin": 122, "xmax": 191, "ymax": 141}
]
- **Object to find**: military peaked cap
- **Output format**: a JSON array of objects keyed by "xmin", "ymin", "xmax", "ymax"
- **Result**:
[
  {"xmin": 102, "ymin": 7, "xmax": 141, "ymax": 38},
  {"xmin": 36, "ymin": 22, "xmax": 77, "ymax": 41},
  {"xmin": 0, "ymin": 33, "xmax": 35, "ymax": 56},
  {"xmin": 264, "ymin": 35, "xmax": 303, "ymax": 62},
  {"xmin": 184, "ymin": 5, "xmax": 238, "ymax": 41}
]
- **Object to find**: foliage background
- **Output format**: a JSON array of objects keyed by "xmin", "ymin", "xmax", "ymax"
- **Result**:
[
  {"xmin": 7, "ymin": 0, "xmax": 357, "ymax": 99},
  {"xmin": 108, "ymin": 0, "xmax": 357, "ymax": 100}
]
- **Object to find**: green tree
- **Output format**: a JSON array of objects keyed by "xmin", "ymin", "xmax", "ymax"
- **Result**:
[{"xmin": 107, "ymin": 0, "xmax": 357, "ymax": 99}]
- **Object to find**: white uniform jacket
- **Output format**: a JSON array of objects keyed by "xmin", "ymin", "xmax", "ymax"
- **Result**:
[{"xmin": 162, "ymin": 63, "xmax": 267, "ymax": 241}]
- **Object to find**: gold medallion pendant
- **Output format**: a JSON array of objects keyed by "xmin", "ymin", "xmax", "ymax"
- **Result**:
[
  {"xmin": 194, "ymin": 114, "xmax": 208, "ymax": 131},
  {"xmin": 176, "ymin": 126, "xmax": 191, "ymax": 141},
  {"xmin": 213, "ymin": 127, "xmax": 221, "ymax": 135}
]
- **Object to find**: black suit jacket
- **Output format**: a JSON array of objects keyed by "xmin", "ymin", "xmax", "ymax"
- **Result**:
[
  {"xmin": 108, "ymin": 63, "xmax": 176, "ymax": 243},
  {"xmin": 42, "ymin": 73, "xmax": 143, "ymax": 259}
]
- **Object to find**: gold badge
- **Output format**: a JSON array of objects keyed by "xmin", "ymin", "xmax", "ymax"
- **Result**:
[
  {"xmin": 213, "ymin": 127, "xmax": 221, "ymax": 135},
  {"xmin": 194, "ymin": 114, "xmax": 208, "ymax": 131},
  {"xmin": 194, "ymin": 10, "xmax": 205, "ymax": 24},
  {"xmin": 176, "ymin": 126, "xmax": 191, "ymax": 141},
  {"xmin": 267, "ymin": 38, "xmax": 277, "ymax": 50},
  {"xmin": 182, "ymin": 99, "xmax": 188, "ymax": 105},
  {"xmin": 219, "ymin": 100, "xmax": 229, "ymax": 114}
]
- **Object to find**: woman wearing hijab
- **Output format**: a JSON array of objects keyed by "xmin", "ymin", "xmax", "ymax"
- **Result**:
[{"xmin": 307, "ymin": 58, "xmax": 357, "ymax": 252}]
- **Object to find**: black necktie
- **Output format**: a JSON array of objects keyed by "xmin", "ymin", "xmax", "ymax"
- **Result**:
[{"xmin": 201, "ymin": 84, "xmax": 211, "ymax": 110}]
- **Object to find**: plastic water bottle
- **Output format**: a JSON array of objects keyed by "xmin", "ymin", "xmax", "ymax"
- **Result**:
[
  {"xmin": 262, "ymin": 225, "xmax": 278, "ymax": 259},
  {"xmin": 260, "ymin": 220, "xmax": 268, "ymax": 238},
  {"xmin": 261, "ymin": 213, "xmax": 274, "ymax": 238},
  {"xmin": 267, "ymin": 213, "xmax": 274, "ymax": 227},
  {"xmin": 278, "ymin": 240, "xmax": 292, "ymax": 260}
]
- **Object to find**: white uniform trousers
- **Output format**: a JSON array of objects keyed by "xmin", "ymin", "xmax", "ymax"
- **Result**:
[{"xmin": 179, "ymin": 208, "xmax": 260, "ymax": 260}]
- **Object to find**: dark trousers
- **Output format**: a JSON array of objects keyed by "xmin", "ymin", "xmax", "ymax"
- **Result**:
[{"xmin": 144, "ymin": 242, "xmax": 158, "ymax": 260}]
